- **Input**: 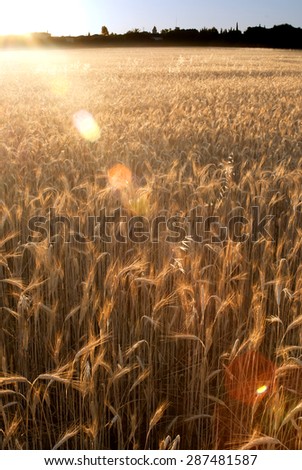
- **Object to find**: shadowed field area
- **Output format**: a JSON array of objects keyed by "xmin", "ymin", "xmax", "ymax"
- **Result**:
[{"xmin": 1, "ymin": 47, "xmax": 302, "ymax": 450}]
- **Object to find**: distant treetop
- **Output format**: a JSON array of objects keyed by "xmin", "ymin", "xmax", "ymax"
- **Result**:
[{"xmin": 101, "ymin": 26, "xmax": 109, "ymax": 36}]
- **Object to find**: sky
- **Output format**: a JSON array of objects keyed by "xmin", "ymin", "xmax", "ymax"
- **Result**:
[{"xmin": 0, "ymin": 0, "xmax": 301, "ymax": 36}]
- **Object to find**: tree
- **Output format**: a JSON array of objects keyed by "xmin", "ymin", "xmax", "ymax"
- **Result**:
[
  {"xmin": 152, "ymin": 26, "xmax": 158, "ymax": 35},
  {"xmin": 101, "ymin": 26, "xmax": 109, "ymax": 36}
]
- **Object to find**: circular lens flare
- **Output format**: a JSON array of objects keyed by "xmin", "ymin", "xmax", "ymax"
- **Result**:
[
  {"xmin": 225, "ymin": 351, "xmax": 275, "ymax": 404},
  {"xmin": 107, "ymin": 163, "xmax": 132, "ymax": 190},
  {"xmin": 73, "ymin": 110, "xmax": 101, "ymax": 143}
]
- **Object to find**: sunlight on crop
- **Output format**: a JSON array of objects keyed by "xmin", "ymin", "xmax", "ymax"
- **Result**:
[
  {"xmin": 72, "ymin": 110, "xmax": 101, "ymax": 142},
  {"xmin": 1, "ymin": 47, "xmax": 302, "ymax": 451},
  {"xmin": 51, "ymin": 77, "xmax": 69, "ymax": 96},
  {"xmin": 128, "ymin": 192, "xmax": 150, "ymax": 216},
  {"xmin": 107, "ymin": 163, "xmax": 132, "ymax": 189}
]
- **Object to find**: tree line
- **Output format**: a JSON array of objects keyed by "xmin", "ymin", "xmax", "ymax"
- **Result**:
[{"xmin": 1, "ymin": 24, "xmax": 302, "ymax": 49}]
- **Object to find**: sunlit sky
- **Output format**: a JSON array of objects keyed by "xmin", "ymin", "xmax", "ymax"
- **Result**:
[{"xmin": 0, "ymin": 0, "xmax": 301, "ymax": 36}]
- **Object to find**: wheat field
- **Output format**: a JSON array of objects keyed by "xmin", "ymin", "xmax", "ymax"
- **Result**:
[{"xmin": 1, "ymin": 47, "xmax": 302, "ymax": 450}]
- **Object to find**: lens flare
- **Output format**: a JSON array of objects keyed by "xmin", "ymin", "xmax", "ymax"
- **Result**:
[
  {"xmin": 73, "ymin": 110, "xmax": 101, "ymax": 143},
  {"xmin": 256, "ymin": 385, "xmax": 268, "ymax": 395},
  {"xmin": 107, "ymin": 163, "xmax": 132, "ymax": 189},
  {"xmin": 225, "ymin": 351, "xmax": 275, "ymax": 404}
]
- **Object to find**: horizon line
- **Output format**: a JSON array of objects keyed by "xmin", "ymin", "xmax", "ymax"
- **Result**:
[{"xmin": 0, "ymin": 22, "xmax": 301, "ymax": 38}]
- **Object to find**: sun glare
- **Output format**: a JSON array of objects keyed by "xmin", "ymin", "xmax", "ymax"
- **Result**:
[
  {"xmin": 0, "ymin": 0, "xmax": 87, "ymax": 36},
  {"xmin": 0, "ymin": 1, "xmax": 42, "ymax": 35}
]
